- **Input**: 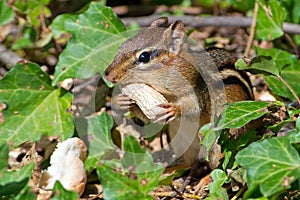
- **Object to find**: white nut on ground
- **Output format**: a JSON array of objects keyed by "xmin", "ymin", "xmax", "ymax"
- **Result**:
[
  {"xmin": 121, "ymin": 83, "xmax": 168, "ymax": 120},
  {"xmin": 39, "ymin": 137, "xmax": 87, "ymax": 196}
]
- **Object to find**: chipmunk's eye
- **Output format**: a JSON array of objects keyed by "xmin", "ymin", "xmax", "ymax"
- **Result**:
[{"xmin": 138, "ymin": 51, "xmax": 151, "ymax": 63}]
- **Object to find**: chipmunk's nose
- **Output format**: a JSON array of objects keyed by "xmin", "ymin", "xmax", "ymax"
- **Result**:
[{"xmin": 104, "ymin": 68, "xmax": 117, "ymax": 84}]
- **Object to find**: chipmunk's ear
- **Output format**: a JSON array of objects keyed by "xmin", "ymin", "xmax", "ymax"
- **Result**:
[
  {"xmin": 150, "ymin": 17, "xmax": 169, "ymax": 28},
  {"xmin": 162, "ymin": 20, "xmax": 185, "ymax": 54}
]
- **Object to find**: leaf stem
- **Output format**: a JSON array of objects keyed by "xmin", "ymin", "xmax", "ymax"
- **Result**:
[
  {"xmin": 284, "ymin": 33, "xmax": 300, "ymax": 58},
  {"xmin": 276, "ymin": 75, "xmax": 300, "ymax": 105},
  {"xmin": 231, "ymin": 187, "xmax": 245, "ymax": 200}
]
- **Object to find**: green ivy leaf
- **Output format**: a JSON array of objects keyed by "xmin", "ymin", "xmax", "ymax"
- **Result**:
[
  {"xmin": 236, "ymin": 137, "xmax": 300, "ymax": 197},
  {"xmin": 0, "ymin": 0, "xmax": 15, "ymax": 27},
  {"xmin": 53, "ymin": 2, "xmax": 128, "ymax": 85},
  {"xmin": 84, "ymin": 112, "xmax": 116, "ymax": 171},
  {"xmin": 220, "ymin": 129, "xmax": 257, "ymax": 154},
  {"xmin": 202, "ymin": 101, "xmax": 269, "ymax": 160},
  {"xmin": 159, "ymin": 169, "xmax": 187, "ymax": 186},
  {"xmin": 267, "ymin": 119, "xmax": 295, "ymax": 133},
  {"xmin": 255, "ymin": 47, "xmax": 299, "ymax": 72},
  {"xmin": 14, "ymin": 0, "xmax": 50, "ymax": 13},
  {"xmin": 0, "ymin": 163, "xmax": 36, "ymax": 199},
  {"xmin": 287, "ymin": 130, "xmax": 300, "ymax": 144},
  {"xmin": 256, "ymin": 0, "xmax": 285, "ymax": 40},
  {"xmin": 0, "ymin": 142, "xmax": 8, "ymax": 172},
  {"xmin": 281, "ymin": 0, "xmax": 300, "ymax": 24},
  {"xmin": 206, "ymin": 169, "xmax": 229, "ymax": 200},
  {"xmin": 235, "ymin": 56, "xmax": 279, "ymax": 76},
  {"xmin": 121, "ymin": 135, "xmax": 163, "ymax": 173},
  {"xmin": 255, "ymin": 47, "xmax": 300, "ymax": 100},
  {"xmin": 226, "ymin": 0, "xmax": 255, "ymax": 12},
  {"xmin": 50, "ymin": 14, "xmax": 73, "ymax": 43},
  {"xmin": 0, "ymin": 62, "xmax": 73, "ymax": 145},
  {"xmin": 287, "ymin": 117, "xmax": 300, "ymax": 143},
  {"xmin": 217, "ymin": 101, "xmax": 270, "ymax": 130},
  {"xmin": 200, "ymin": 123, "xmax": 218, "ymax": 160},
  {"xmin": 11, "ymin": 27, "xmax": 35, "ymax": 50},
  {"xmin": 97, "ymin": 136, "xmax": 163, "ymax": 200},
  {"xmin": 291, "ymin": 0, "xmax": 300, "ymax": 24},
  {"xmin": 13, "ymin": 0, "xmax": 51, "ymax": 26},
  {"xmin": 28, "ymin": 5, "xmax": 51, "ymax": 26},
  {"xmin": 52, "ymin": 181, "xmax": 78, "ymax": 200},
  {"xmin": 222, "ymin": 151, "xmax": 232, "ymax": 170}
]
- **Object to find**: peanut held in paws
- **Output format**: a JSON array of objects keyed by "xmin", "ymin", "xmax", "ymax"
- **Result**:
[{"xmin": 120, "ymin": 83, "xmax": 168, "ymax": 121}]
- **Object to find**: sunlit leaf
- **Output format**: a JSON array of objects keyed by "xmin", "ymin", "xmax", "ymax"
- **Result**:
[
  {"xmin": 226, "ymin": 0, "xmax": 255, "ymax": 12},
  {"xmin": 50, "ymin": 14, "xmax": 73, "ymax": 43},
  {"xmin": 235, "ymin": 56, "xmax": 279, "ymax": 76},
  {"xmin": 0, "ymin": 163, "xmax": 36, "ymax": 199},
  {"xmin": 256, "ymin": 47, "xmax": 300, "ymax": 100},
  {"xmin": 0, "ymin": 142, "xmax": 8, "ymax": 172},
  {"xmin": 52, "ymin": 181, "xmax": 78, "ymax": 199},
  {"xmin": 256, "ymin": 0, "xmax": 285, "ymax": 40},
  {"xmin": 206, "ymin": 169, "xmax": 228, "ymax": 200},
  {"xmin": 13, "ymin": 0, "xmax": 51, "ymax": 26},
  {"xmin": 84, "ymin": 112, "xmax": 116, "ymax": 171},
  {"xmin": 287, "ymin": 117, "xmax": 300, "ymax": 143},
  {"xmin": 0, "ymin": 62, "xmax": 73, "ymax": 145},
  {"xmin": 217, "ymin": 101, "xmax": 270, "ymax": 130},
  {"xmin": 0, "ymin": 0, "xmax": 14, "ymax": 27},
  {"xmin": 236, "ymin": 137, "xmax": 300, "ymax": 197},
  {"xmin": 53, "ymin": 2, "xmax": 127, "ymax": 85}
]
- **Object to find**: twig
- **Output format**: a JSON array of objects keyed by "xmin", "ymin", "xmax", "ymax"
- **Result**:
[
  {"xmin": 284, "ymin": 33, "xmax": 300, "ymax": 58},
  {"xmin": 151, "ymin": 191, "xmax": 174, "ymax": 198},
  {"xmin": 0, "ymin": 44, "xmax": 23, "ymax": 69},
  {"xmin": 231, "ymin": 187, "xmax": 245, "ymax": 200},
  {"xmin": 244, "ymin": 0, "xmax": 259, "ymax": 57},
  {"xmin": 276, "ymin": 75, "xmax": 300, "ymax": 105},
  {"xmin": 170, "ymin": 185, "xmax": 183, "ymax": 198},
  {"xmin": 182, "ymin": 193, "xmax": 203, "ymax": 199},
  {"xmin": 121, "ymin": 15, "xmax": 300, "ymax": 35}
]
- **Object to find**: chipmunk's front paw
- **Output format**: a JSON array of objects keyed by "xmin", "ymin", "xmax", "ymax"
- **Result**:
[
  {"xmin": 153, "ymin": 103, "xmax": 180, "ymax": 123},
  {"xmin": 113, "ymin": 94, "xmax": 136, "ymax": 109}
]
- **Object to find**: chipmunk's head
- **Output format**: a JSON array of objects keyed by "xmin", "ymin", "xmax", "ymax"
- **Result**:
[{"xmin": 104, "ymin": 17, "xmax": 186, "ymax": 84}]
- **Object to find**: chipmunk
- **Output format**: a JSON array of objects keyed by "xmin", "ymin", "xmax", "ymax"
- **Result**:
[{"xmin": 105, "ymin": 17, "xmax": 253, "ymax": 172}]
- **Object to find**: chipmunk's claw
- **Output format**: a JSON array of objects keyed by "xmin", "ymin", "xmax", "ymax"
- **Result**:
[
  {"xmin": 153, "ymin": 103, "xmax": 179, "ymax": 123},
  {"xmin": 114, "ymin": 94, "xmax": 135, "ymax": 109}
]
